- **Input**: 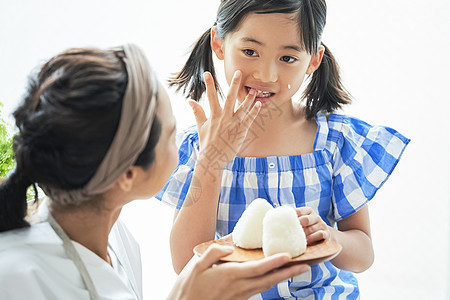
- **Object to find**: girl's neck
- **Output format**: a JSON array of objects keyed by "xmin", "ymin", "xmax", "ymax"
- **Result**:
[
  {"xmin": 251, "ymin": 98, "xmax": 304, "ymax": 133},
  {"xmin": 51, "ymin": 201, "xmax": 122, "ymax": 265},
  {"xmin": 238, "ymin": 99, "xmax": 316, "ymax": 157}
]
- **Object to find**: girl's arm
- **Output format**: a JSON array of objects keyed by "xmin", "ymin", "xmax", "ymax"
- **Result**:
[
  {"xmin": 297, "ymin": 205, "xmax": 374, "ymax": 273},
  {"xmin": 170, "ymin": 71, "xmax": 260, "ymax": 274},
  {"xmin": 170, "ymin": 164, "xmax": 224, "ymax": 274}
]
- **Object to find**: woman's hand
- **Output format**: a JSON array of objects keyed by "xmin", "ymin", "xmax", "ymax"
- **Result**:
[
  {"xmin": 168, "ymin": 244, "xmax": 309, "ymax": 300},
  {"xmin": 188, "ymin": 71, "xmax": 260, "ymax": 171},
  {"xmin": 296, "ymin": 206, "xmax": 333, "ymax": 244}
]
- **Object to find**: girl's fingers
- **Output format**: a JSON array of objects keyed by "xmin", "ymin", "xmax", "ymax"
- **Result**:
[
  {"xmin": 296, "ymin": 206, "xmax": 313, "ymax": 217},
  {"xmin": 239, "ymin": 88, "xmax": 256, "ymax": 113},
  {"xmin": 236, "ymin": 88, "xmax": 256, "ymax": 122},
  {"xmin": 188, "ymin": 100, "xmax": 207, "ymax": 129},
  {"xmin": 203, "ymin": 72, "xmax": 222, "ymax": 118},
  {"xmin": 300, "ymin": 211, "xmax": 324, "ymax": 225},
  {"xmin": 223, "ymin": 70, "xmax": 242, "ymax": 116},
  {"xmin": 306, "ymin": 230, "xmax": 328, "ymax": 244},
  {"xmin": 302, "ymin": 223, "xmax": 324, "ymax": 236},
  {"xmin": 299, "ymin": 215, "xmax": 317, "ymax": 227},
  {"xmin": 240, "ymin": 100, "xmax": 261, "ymax": 130}
]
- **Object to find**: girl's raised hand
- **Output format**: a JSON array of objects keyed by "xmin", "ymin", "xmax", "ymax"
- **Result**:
[
  {"xmin": 168, "ymin": 244, "xmax": 309, "ymax": 300},
  {"xmin": 296, "ymin": 206, "xmax": 333, "ymax": 244},
  {"xmin": 188, "ymin": 71, "xmax": 261, "ymax": 173}
]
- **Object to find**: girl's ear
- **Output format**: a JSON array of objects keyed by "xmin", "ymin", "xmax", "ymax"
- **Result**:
[
  {"xmin": 306, "ymin": 45, "xmax": 325, "ymax": 75},
  {"xmin": 210, "ymin": 26, "xmax": 224, "ymax": 60},
  {"xmin": 116, "ymin": 167, "xmax": 138, "ymax": 192}
]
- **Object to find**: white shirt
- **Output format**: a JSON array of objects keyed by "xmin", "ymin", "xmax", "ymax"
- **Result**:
[{"xmin": 0, "ymin": 206, "xmax": 143, "ymax": 300}]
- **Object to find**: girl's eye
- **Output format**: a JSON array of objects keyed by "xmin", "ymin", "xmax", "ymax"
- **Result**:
[
  {"xmin": 280, "ymin": 56, "xmax": 297, "ymax": 63},
  {"xmin": 243, "ymin": 49, "xmax": 258, "ymax": 57}
]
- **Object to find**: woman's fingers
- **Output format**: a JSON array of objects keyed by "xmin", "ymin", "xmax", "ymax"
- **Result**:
[
  {"xmin": 188, "ymin": 100, "xmax": 207, "ymax": 129},
  {"xmin": 203, "ymin": 72, "xmax": 222, "ymax": 118},
  {"xmin": 195, "ymin": 244, "xmax": 234, "ymax": 271},
  {"xmin": 223, "ymin": 70, "xmax": 242, "ymax": 115},
  {"xmin": 244, "ymin": 264, "xmax": 310, "ymax": 296},
  {"xmin": 236, "ymin": 253, "xmax": 291, "ymax": 277}
]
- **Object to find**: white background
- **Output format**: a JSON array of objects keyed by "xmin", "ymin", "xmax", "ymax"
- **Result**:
[{"xmin": 1, "ymin": 0, "xmax": 449, "ymax": 299}]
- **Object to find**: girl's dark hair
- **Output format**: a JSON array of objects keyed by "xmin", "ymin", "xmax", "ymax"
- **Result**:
[
  {"xmin": 170, "ymin": 0, "xmax": 351, "ymax": 119},
  {"xmin": 0, "ymin": 48, "xmax": 161, "ymax": 232}
]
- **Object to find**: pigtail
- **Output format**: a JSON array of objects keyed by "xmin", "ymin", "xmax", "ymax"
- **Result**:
[
  {"xmin": 303, "ymin": 43, "xmax": 352, "ymax": 120},
  {"xmin": 169, "ymin": 28, "xmax": 222, "ymax": 101},
  {"xmin": 0, "ymin": 169, "xmax": 32, "ymax": 232}
]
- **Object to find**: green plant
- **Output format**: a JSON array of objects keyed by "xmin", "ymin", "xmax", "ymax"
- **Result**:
[
  {"xmin": 0, "ymin": 103, "xmax": 36, "ymax": 201},
  {"xmin": 0, "ymin": 103, "xmax": 15, "ymax": 177}
]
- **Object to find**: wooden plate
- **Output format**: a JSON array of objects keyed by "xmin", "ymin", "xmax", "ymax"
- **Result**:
[{"xmin": 194, "ymin": 234, "xmax": 342, "ymax": 266}]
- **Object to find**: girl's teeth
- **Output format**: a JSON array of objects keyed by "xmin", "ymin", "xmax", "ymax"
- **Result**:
[{"xmin": 256, "ymin": 90, "xmax": 271, "ymax": 97}]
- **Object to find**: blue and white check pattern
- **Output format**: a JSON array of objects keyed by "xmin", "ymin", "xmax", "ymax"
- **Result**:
[{"xmin": 156, "ymin": 112, "xmax": 410, "ymax": 299}]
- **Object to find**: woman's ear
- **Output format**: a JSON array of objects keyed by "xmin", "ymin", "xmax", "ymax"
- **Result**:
[
  {"xmin": 211, "ymin": 26, "xmax": 224, "ymax": 60},
  {"xmin": 116, "ymin": 167, "xmax": 138, "ymax": 192},
  {"xmin": 306, "ymin": 45, "xmax": 325, "ymax": 75}
]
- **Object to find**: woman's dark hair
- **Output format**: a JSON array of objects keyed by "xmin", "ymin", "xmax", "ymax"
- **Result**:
[
  {"xmin": 0, "ymin": 48, "xmax": 161, "ymax": 232},
  {"xmin": 170, "ymin": 0, "xmax": 351, "ymax": 119}
]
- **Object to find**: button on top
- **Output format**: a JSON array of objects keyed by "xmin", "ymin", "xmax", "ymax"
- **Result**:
[{"xmin": 268, "ymin": 162, "xmax": 275, "ymax": 168}]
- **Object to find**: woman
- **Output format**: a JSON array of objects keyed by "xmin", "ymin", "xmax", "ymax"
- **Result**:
[{"xmin": 0, "ymin": 44, "xmax": 308, "ymax": 299}]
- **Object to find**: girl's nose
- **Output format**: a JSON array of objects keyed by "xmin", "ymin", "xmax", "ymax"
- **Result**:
[{"xmin": 253, "ymin": 60, "xmax": 278, "ymax": 83}]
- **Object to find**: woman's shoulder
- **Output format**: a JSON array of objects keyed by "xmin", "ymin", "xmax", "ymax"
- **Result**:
[
  {"xmin": 0, "ymin": 248, "xmax": 49, "ymax": 298},
  {"xmin": 0, "ymin": 222, "xmax": 60, "ymax": 249},
  {"xmin": 0, "ymin": 224, "xmax": 82, "ymax": 299},
  {"xmin": 0, "ymin": 223, "xmax": 61, "ymax": 263},
  {"xmin": 0, "ymin": 223, "xmax": 61, "ymax": 278}
]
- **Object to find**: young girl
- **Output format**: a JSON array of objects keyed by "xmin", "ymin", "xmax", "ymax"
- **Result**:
[
  {"xmin": 157, "ymin": 0, "xmax": 410, "ymax": 299},
  {"xmin": 157, "ymin": 0, "xmax": 409, "ymax": 299}
]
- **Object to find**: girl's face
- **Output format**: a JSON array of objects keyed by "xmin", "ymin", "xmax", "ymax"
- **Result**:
[{"xmin": 212, "ymin": 12, "xmax": 323, "ymax": 106}]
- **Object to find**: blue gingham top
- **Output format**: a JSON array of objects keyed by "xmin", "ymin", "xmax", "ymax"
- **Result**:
[{"xmin": 156, "ymin": 112, "xmax": 410, "ymax": 299}]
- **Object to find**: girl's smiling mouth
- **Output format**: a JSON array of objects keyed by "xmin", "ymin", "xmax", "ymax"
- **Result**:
[{"xmin": 245, "ymin": 86, "xmax": 275, "ymax": 103}]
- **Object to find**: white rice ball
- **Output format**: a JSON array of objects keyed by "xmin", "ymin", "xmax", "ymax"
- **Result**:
[
  {"xmin": 232, "ymin": 198, "xmax": 274, "ymax": 249},
  {"xmin": 262, "ymin": 206, "xmax": 307, "ymax": 258}
]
